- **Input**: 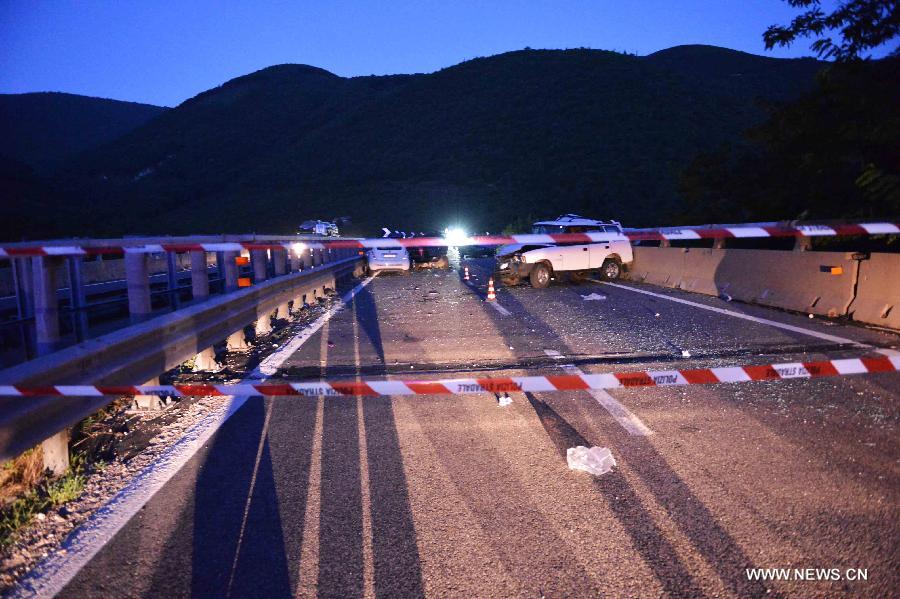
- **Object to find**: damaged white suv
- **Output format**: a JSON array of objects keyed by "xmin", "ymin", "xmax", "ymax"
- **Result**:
[{"xmin": 495, "ymin": 214, "xmax": 634, "ymax": 288}]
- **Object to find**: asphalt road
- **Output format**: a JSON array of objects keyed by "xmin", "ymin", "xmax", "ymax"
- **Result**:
[{"xmin": 57, "ymin": 258, "xmax": 900, "ymax": 598}]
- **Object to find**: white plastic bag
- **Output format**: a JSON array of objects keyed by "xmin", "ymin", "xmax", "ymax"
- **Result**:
[{"xmin": 567, "ymin": 446, "xmax": 616, "ymax": 476}]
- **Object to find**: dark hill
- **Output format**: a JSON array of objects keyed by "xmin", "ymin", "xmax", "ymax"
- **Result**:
[
  {"xmin": 21, "ymin": 47, "xmax": 824, "ymax": 239},
  {"xmin": 0, "ymin": 92, "xmax": 168, "ymax": 174}
]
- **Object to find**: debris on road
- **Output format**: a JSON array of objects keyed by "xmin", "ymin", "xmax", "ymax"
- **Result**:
[
  {"xmin": 567, "ymin": 446, "xmax": 616, "ymax": 476},
  {"xmin": 580, "ymin": 293, "xmax": 607, "ymax": 301},
  {"xmin": 498, "ymin": 394, "xmax": 513, "ymax": 407}
]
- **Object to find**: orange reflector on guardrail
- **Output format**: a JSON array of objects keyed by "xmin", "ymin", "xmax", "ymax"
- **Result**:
[
  {"xmin": 235, "ymin": 256, "xmax": 250, "ymax": 265},
  {"xmin": 238, "ymin": 277, "xmax": 251, "ymax": 287},
  {"xmin": 831, "ymin": 266, "xmax": 843, "ymax": 275}
]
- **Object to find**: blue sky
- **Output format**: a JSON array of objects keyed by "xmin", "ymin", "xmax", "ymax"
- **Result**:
[{"xmin": 0, "ymin": 0, "xmax": 869, "ymax": 107}]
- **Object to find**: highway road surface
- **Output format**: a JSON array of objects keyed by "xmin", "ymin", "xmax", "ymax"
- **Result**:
[{"xmin": 51, "ymin": 258, "xmax": 899, "ymax": 597}]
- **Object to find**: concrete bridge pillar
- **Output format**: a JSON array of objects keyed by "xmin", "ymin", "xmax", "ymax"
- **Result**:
[
  {"xmin": 125, "ymin": 252, "xmax": 152, "ymax": 323},
  {"xmin": 32, "ymin": 256, "xmax": 63, "ymax": 356},
  {"xmin": 290, "ymin": 248, "xmax": 302, "ymax": 272},
  {"xmin": 273, "ymin": 248, "xmax": 287, "ymax": 276},
  {"xmin": 191, "ymin": 251, "xmax": 210, "ymax": 300},
  {"xmin": 192, "ymin": 346, "xmax": 221, "ymax": 372},
  {"xmin": 226, "ymin": 328, "xmax": 251, "ymax": 352},
  {"xmin": 221, "ymin": 251, "xmax": 240, "ymax": 292},
  {"xmin": 251, "ymin": 249, "xmax": 268, "ymax": 282}
]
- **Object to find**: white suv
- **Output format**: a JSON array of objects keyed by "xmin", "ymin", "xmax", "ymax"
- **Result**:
[{"xmin": 495, "ymin": 214, "xmax": 633, "ymax": 288}]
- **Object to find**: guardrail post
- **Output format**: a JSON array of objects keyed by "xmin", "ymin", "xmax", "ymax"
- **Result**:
[
  {"xmin": 125, "ymin": 252, "xmax": 152, "ymax": 322},
  {"xmin": 221, "ymin": 251, "xmax": 239, "ymax": 292},
  {"xmin": 712, "ymin": 238, "xmax": 726, "ymax": 250},
  {"xmin": 192, "ymin": 346, "xmax": 221, "ymax": 371},
  {"xmin": 255, "ymin": 309, "xmax": 274, "ymax": 336},
  {"xmin": 251, "ymin": 249, "xmax": 268, "ymax": 282},
  {"xmin": 273, "ymin": 248, "xmax": 287, "ymax": 276},
  {"xmin": 659, "ymin": 239, "xmax": 671, "ymax": 248},
  {"xmin": 41, "ymin": 429, "xmax": 69, "ymax": 475},
  {"xmin": 302, "ymin": 249, "xmax": 313, "ymax": 270},
  {"xmin": 65, "ymin": 256, "xmax": 89, "ymax": 342},
  {"xmin": 794, "ymin": 236, "xmax": 811, "ymax": 251},
  {"xmin": 226, "ymin": 327, "xmax": 251, "ymax": 351},
  {"xmin": 133, "ymin": 376, "xmax": 165, "ymax": 410},
  {"xmin": 32, "ymin": 255, "xmax": 63, "ymax": 356},
  {"xmin": 190, "ymin": 250, "xmax": 210, "ymax": 300},
  {"xmin": 276, "ymin": 301, "xmax": 290, "ymax": 320}
]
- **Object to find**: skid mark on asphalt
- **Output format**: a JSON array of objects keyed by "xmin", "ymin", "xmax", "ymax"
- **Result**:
[{"xmin": 543, "ymin": 349, "xmax": 653, "ymax": 436}]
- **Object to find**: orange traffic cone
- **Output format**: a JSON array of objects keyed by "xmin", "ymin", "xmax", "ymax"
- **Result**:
[
  {"xmin": 487, "ymin": 277, "xmax": 496, "ymax": 301},
  {"xmin": 464, "ymin": 266, "xmax": 470, "ymax": 281}
]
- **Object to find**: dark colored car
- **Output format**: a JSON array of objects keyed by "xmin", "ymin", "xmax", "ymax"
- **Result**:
[{"xmin": 410, "ymin": 232, "xmax": 449, "ymax": 268}]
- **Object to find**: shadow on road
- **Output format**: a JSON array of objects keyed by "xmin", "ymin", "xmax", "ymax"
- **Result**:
[
  {"xmin": 316, "ymin": 283, "xmax": 424, "ymax": 597},
  {"xmin": 132, "ymin": 281, "xmax": 424, "ymax": 598},
  {"xmin": 466, "ymin": 258, "xmax": 768, "ymax": 596}
]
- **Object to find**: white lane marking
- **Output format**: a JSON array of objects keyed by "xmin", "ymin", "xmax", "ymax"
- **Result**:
[
  {"xmin": 602, "ymin": 282, "xmax": 876, "ymax": 348},
  {"xmin": 543, "ymin": 349, "xmax": 652, "ymax": 436},
  {"xmin": 14, "ymin": 276, "xmax": 376, "ymax": 598},
  {"xmin": 254, "ymin": 275, "xmax": 378, "ymax": 376},
  {"xmin": 488, "ymin": 301, "xmax": 511, "ymax": 316}
]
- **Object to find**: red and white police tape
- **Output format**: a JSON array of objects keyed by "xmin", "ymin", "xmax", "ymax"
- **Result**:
[
  {"xmin": 2, "ymin": 355, "xmax": 897, "ymax": 398},
  {"xmin": 2, "ymin": 220, "xmax": 899, "ymax": 257}
]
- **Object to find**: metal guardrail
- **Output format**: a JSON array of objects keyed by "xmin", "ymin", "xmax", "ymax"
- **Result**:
[{"xmin": 0, "ymin": 255, "xmax": 362, "ymax": 463}]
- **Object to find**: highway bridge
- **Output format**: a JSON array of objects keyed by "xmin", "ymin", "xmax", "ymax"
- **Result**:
[{"xmin": 0, "ymin": 228, "xmax": 898, "ymax": 597}]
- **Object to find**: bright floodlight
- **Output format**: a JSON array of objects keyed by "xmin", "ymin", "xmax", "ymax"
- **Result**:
[
  {"xmin": 444, "ymin": 227, "xmax": 469, "ymax": 246},
  {"xmin": 292, "ymin": 242, "xmax": 307, "ymax": 254}
]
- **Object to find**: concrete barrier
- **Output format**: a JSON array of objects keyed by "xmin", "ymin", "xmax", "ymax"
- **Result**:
[
  {"xmin": 627, "ymin": 246, "xmax": 686, "ymax": 287},
  {"xmin": 629, "ymin": 247, "xmax": 860, "ymax": 318},
  {"xmin": 849, "ymin": 253, "xmax": 900, "ymax": 329}
]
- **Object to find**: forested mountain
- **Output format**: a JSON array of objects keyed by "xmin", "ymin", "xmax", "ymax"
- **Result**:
[
  {"xmin": 3, "ymin": 46, "xmax": 825, "ymax": 240},
  {"xmin": 0, "ymin": 92, "xmax": 167, "ymax": 174}
]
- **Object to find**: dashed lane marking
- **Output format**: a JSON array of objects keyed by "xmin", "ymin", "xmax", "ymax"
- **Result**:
[
  {"xmin": 544, "ymin": 349, "xmax": 653, "ymax": 436},
  {"xmin": 13, "ymin": 276, "xmax": 377, "ymax": 599}
]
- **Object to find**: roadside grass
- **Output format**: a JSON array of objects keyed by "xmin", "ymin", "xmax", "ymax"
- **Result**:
[
  {"xmin": 0, "ymin": 397, "xmax": 131, "ymax": 549},
  {"xmin": 0, "ymin": 450, "xmax": 44, "ymax": 508},
  {"xmin": 0, "ymin": 453, "xmax": 86, "ymax": 548}
]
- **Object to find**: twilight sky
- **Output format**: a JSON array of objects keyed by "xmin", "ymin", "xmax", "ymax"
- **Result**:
[{"xmin": 0, "ymin": 0, "xmax": 867, "ymax": 107}]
